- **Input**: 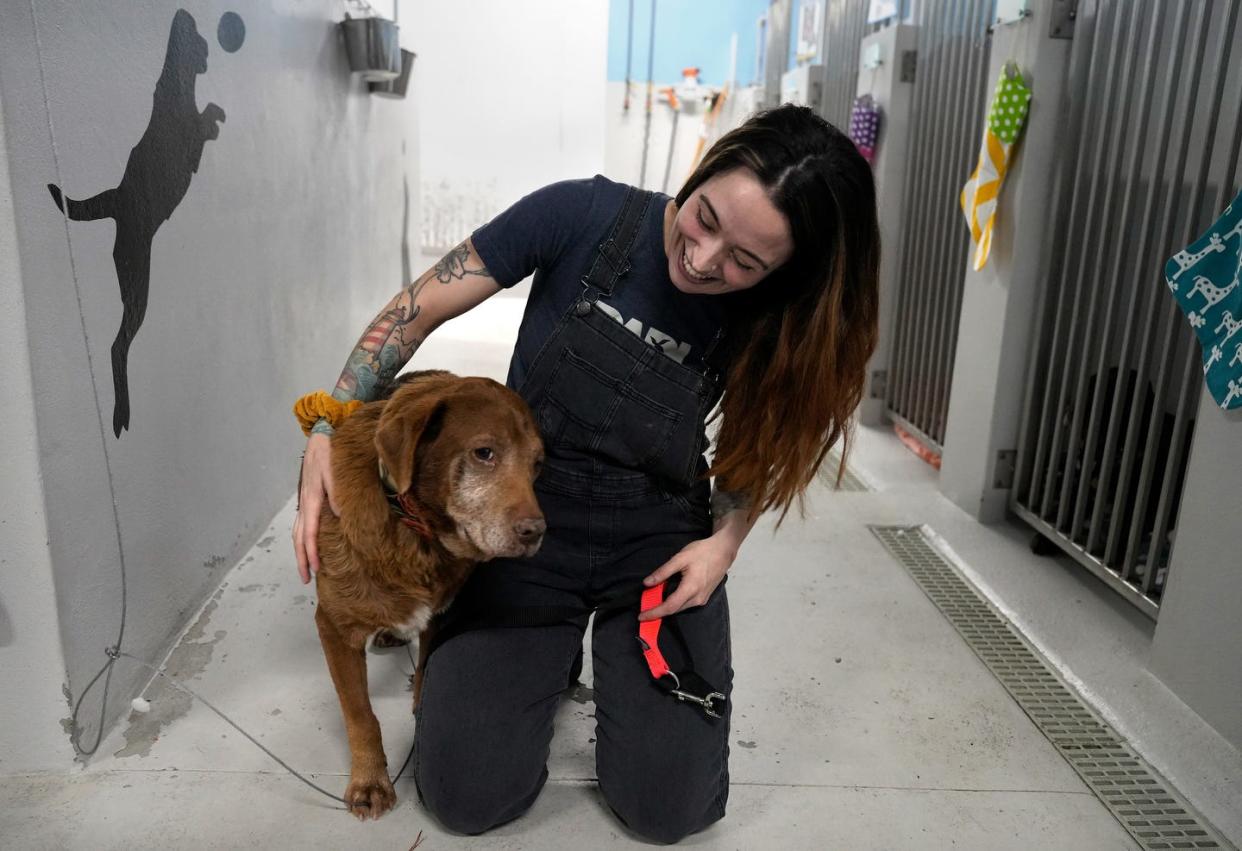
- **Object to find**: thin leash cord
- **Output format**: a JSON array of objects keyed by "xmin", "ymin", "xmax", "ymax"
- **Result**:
[
  {"xmin": 31, "ymin": 0, "xmax": 128, "ymax": 758},
  {"xmin": 113, "ymin": 650, "xmax": 421, "ymax": 809},
  {"xmin": 117, "ymin": 652, "xmax": 347, "ymax": 807}
]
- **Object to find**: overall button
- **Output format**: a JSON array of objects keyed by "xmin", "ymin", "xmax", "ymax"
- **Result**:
[{"xmin": 574, "ymin": 300, "xmax": 593, "ymax": 316}]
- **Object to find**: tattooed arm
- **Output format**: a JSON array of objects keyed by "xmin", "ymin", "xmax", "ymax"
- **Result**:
[
  {"xmin": 309, "ymin": 239, "xmax": 501, "ymax": 435},
  {"xmin": 294, "ymin": 239, "xmax": 502, "ymax": 580}
]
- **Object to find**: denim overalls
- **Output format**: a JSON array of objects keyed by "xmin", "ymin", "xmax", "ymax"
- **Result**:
[{"xmin": 414, "ymin": 187, "xmax": 734, "ymax": 843}]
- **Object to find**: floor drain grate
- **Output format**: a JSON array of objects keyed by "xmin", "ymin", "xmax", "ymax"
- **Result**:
[
  {"xmin": 824, "ymin": 449, "xmax": 869, "ymax": 492},
  {"xmin": 869, "ymin": 525, "xmax": 1233, "ymax": 851}
]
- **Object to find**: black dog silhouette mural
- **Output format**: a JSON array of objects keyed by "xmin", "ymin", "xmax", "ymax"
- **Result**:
[{"xmin": 49, "ymin": 10, "xmax": 245, "ymax": 437}]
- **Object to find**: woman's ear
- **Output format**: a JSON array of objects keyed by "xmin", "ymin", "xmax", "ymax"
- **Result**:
[{"xmin": 374, "ymin": 393, "xmax": 448, "ymax": 493}]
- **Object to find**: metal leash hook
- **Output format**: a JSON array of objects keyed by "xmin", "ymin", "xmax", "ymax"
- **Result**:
[{"xmin": 669, "ymin": 686, "xmax": 726, "ymax": 719}]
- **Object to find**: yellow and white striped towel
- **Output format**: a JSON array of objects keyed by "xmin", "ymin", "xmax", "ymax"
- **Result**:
[{"xmin": 960, "ymin": 66, "xmax": 1032, "ymax": 271}]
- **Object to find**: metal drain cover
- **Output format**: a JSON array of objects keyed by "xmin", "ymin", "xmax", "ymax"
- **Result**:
[
  {"xmin": 869, "ymin": 525, "xmax": 1233, "ymax": 851},
  {"xmin": 824, "ymin": 449, "xmax": 869, "ymax": 492}
]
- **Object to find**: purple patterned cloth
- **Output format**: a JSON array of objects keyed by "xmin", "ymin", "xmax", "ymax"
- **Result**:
[{"xmin": 849, "ymin": 94, "xmax": 882, "ymax": 165}]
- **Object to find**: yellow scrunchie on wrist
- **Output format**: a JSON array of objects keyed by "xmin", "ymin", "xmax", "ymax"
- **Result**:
[{"xmin": 293, "ymin": 391, "xmax": 364, "ymax": 436}]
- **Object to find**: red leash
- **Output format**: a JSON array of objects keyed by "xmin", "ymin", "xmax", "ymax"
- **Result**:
[{"xmin": 637, "ymin": 581, "xmax": 726, "ymax": 718}]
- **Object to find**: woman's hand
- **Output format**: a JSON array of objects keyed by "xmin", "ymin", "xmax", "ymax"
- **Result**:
[
  {"xmin": 638, "ymin": 533, "xmax": 738, "ymax": 621},
  {"xmin": 292, "ymin": 432, "xmax": 339, "ymax": 584}
]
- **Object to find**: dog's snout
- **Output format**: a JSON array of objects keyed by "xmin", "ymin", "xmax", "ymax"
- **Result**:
[{"xmin": 514, "ymin": 516, "xmax": 546, "ymax": 543}]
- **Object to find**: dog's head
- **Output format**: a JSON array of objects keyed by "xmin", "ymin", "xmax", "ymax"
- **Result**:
[
  {"xmin": 168, "ymin": 9, "xmax": 210, "ymax": 76},
  {"xmin": 374, "ymin": 373, "xmax": 545, "ymax": 560}
]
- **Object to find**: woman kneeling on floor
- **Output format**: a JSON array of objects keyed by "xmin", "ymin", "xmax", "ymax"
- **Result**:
[{"xmin": 294, "ymin": 103, "xmax": 880, "ymax": 843}]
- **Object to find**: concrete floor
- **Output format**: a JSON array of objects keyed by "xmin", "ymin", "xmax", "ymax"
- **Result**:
[{"xmin": 4, "ymin": 295, "xmax": 1239, "ymax": 849}]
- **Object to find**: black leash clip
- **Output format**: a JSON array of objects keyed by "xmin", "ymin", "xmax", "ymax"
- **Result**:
[
  {"xmin": 670, "ymin": 686, "xmax": 726, "ymax": 718},
  {"xmin": 659, "ymin": 670, "xmax": 726, "ymax": 719}
]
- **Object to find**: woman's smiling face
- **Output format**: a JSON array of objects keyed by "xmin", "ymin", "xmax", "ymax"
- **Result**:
[{"xmin": 663, "ymin": 167, "xmax": 795, "ymax": 295}]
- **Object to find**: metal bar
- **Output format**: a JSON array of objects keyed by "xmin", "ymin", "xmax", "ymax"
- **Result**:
[
  {"xmin": 887, "ymin": 0, "xmax": 930, "ymax": 418},
  {"xmin": 893, "ymin": 0, "xmax": 943, "ymax": 421},
  {"xmin": 890, "ymin": 0, "xmax": 937, "ymax": 420},
  {"xmin": 822, "ymin": 0, "xmax": 865, "ymax": 130},
  {"xmin": 1052, "ymin": 0, "xmax": 1135, "ymax": 535},
  {"xmin": 894, "ymin": 0, "xmax": 937, "ymax": 421},
  {"xmin": 1141, "ymin": 0, "xmax": 1239, "ymax": 598},
  {"xmin": 904, "ymin": 0, "xmax": 948, "ymax": 427},
  {"xmin": 1103, "ymin": 0, "xmax": 1208, "ymax": 569},
  {"xmin": 1216, "ymin": 5, "xmax": 1242, "ymax": 198},
  {"xmin": 1088, "ymin": 0, "xmax": 1185, "ymax": 562},
  {"xmin": 926, "ymin": 0, "xmax": 972, "ymax": 444},
  {"xmin": 1033, "ymin": 0, "xmax": 1122, "ymax": 524},
  {"xmin": 1117, "ymin": 0, "xmax": 1222, "ymax": 576},
  {"xmin": 909, "ymin": 0, "xmax": 962, "ymax": 437},
  {"xmin": 845, "ymin": 0, "xmax": 866, "ymax": 126},
  {"xmin": 1144, "ymin": 350, "xmax": 1200, "ymax": 599},
  {"xmin": 910, "ymin": 0, "xmax": 961, "ymax": 438},
  {"xmin": 1012, "ymin": 0, "xmax": 1100, "ymax": 509},
  {"xmin": 930, "ymin": 0, "xmax": 989, "ymax": 444},
  {"xmin": 1011, "ymin": 503, "xmax": 1160, "ymax": 620},
  {"xmin": 887, "ymin": 0, "xmax": 920, "ymax": 417},
  {"xmin": 1069, "ymin": 0, "xmax": 1149, "ymax": 550},
  {"xmin": 916, "ymin": 0, "xmax": 970, "ymax": 441},
  {"xmin": 1027, "ymin": 0, "xmax": 1110, "ymax": 517}
]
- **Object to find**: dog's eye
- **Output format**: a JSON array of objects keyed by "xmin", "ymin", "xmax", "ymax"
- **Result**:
[{"xmin": 473, "ymin": 447, "xmax": 495, "ymax": 463}]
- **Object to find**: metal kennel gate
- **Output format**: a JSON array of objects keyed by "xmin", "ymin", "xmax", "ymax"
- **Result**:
[
  {"xmin": 885, "ymin": 0, "xmax": 993, "ymax": 452},
  {"xmin": 1012, "ymin": 0, "xmax": 1241, "ymax": 618},
  {"xmin": 818, "ymin": 0, "xmax": 873, "ymax": 131}
]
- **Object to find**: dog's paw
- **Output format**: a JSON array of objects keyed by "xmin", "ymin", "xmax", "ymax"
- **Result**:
[{"xmin": 345, "ymin": 770, "xmax": 396, "ymax": 820}]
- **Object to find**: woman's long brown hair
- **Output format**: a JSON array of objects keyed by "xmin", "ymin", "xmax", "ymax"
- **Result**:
[{"xmin": 677, "ymin": 105, "xmax": 880, "ymax": 523}]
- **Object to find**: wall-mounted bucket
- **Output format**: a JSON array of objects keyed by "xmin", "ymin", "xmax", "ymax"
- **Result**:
[
  {"xmin": 341, "ymin": 16, "xmax": 401, "ymax": 81},
  {"xmin": 369, "ymin": 49, "xmax": 415, "ymax": 98}
]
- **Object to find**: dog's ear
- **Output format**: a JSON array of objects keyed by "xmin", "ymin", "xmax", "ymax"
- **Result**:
[{"xmin": 374, "ymin": 392, "xmax": 449, "ymax": 494}]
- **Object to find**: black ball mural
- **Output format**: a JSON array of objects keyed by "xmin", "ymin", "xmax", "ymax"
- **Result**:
[{"xmin": 218, "ymin": 11, "xmax": 245, "ymax": 53}]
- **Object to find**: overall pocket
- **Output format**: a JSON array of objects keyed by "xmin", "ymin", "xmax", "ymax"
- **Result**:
[{"xmin": 536, "ymin": 345, "xmax": 682, "ymax": 471}]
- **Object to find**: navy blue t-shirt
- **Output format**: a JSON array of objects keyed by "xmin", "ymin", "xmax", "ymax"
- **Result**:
[{"xmin": 471, "ymin": 175, "xmax": 725, "ymax": 392}]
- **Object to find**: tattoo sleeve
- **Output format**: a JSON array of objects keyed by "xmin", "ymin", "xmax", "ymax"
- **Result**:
[
  {"xmin": 327, "ymin": 241, "xmax": 492, "ymax": 406},
  {"xmin": 710, "ymin": 485, "xmax": 752, "ymax": 520}
]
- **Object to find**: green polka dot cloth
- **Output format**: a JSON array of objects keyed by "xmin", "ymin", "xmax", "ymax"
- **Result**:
[
  {"xmin": 987, "ymin": 69, "xmax": 1032, "ymax": 144},
  {"xmin": 961, "ymin": 63, "xmax": 1033, "ymax": 270}
]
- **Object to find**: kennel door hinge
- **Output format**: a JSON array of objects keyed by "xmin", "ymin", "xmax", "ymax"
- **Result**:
[
  {"xmin": 900, "ymin": 50, "xmax": 917, "ymax": 83},
  {"xmin": 993, "ymin": 449, "xmax": 1017, "ymax": 490},
  {"xmin": 869, "ymin": 369, "xmax": 888, "ymax": 399},
  {"xmin": 1050, "ymin": 0, "xmax": 1078, "ymax": 39}
]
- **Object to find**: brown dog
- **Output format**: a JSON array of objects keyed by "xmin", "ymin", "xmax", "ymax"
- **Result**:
[{"xmin": 313, "ymin": 371, "xmax": 545, "ymax": 819}]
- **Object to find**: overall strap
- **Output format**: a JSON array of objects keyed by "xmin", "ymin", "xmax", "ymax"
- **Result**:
[{"xmin": 580, "ymin": 186, "xmax": 655, "ymax": 300}]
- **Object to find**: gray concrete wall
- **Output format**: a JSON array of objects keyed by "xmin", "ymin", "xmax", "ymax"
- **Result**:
[
  {"xmin": 0, "ymin": 0, "xmax": 418, "ymax": 762},
  {"xmin": 0, "ymin": 91, "xmax": 78, "ymax": 773},
  {"xmin": 1150, "ymin": 396, "xmax": 1242, "ymax": 751}
]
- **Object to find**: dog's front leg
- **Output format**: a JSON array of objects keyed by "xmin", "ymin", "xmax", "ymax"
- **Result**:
[
  {"xmin": 314, "ymin": 606, "xmax": 396, "ymax": 820},
  {"xmin": 200, "ymin": 102, "xmax": 225, "ymax": 139},
  {"xmin": 412, "ymin": 621, "xmax": 438, "ymax": 712}
]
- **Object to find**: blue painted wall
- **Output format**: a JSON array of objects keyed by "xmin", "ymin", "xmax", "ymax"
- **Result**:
[{"xmin": 607, "ymin": 0, "xmax": 771, "ymax": 86}]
